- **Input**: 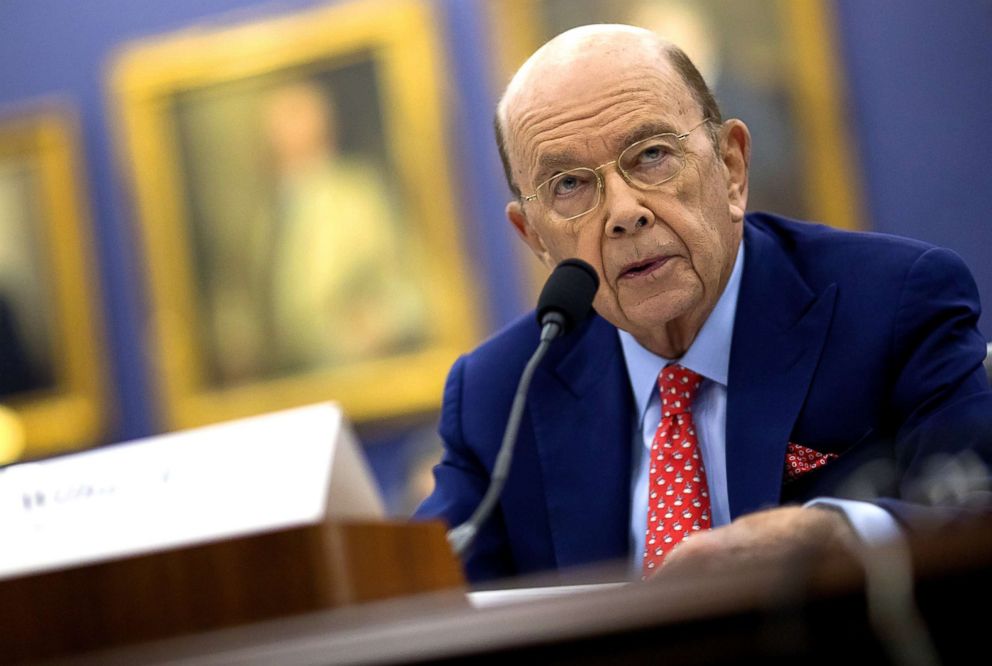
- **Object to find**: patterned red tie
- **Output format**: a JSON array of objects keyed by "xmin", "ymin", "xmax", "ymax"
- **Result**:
[{"xmin": 643, "ymin": 364, "xmax": 711, "ymax": 577}]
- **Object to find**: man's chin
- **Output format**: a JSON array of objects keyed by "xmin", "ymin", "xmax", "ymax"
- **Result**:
[
  {"xmin": 605, "ymin": 292, "xmax": 699, "ymax": 343},
  {"xmin": 620, "ymin": 293, "xmax": 696, "ymax": 326}
]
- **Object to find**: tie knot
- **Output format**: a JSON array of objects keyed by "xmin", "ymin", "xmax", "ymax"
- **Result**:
[{"xmin": 657, "ymin": 365, "xmax": 702, "ymax": 415}]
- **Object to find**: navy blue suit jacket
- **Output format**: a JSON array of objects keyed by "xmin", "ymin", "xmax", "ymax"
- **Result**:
[{"xmin": 416, "ymin": 213, "xmax": 992, "ymax": 582}]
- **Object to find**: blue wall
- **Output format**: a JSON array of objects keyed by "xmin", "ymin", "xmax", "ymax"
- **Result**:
[
  {"xmin": 835, "ymin": 0, "xmax": 992, "ymax": 336},
  {"xmin": 0, "ymin": 1, "xmax": 989, "ymax": 475}
]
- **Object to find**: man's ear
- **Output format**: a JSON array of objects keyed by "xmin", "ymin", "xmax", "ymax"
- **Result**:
[
  {"xmin": 720, "ymin": 119, "xmax": 751, "ymax": 223},
  {"xmin": 507, "ymin": 200, "xmax": 553, "ymax": 267}
]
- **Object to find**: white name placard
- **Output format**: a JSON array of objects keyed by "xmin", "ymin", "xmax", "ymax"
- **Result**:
[{"xmin": 0, "ymin": 402, "xmax": 384, "ymax": 580}]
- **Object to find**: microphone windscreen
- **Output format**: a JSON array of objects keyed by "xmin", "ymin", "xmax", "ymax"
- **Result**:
[{"xmin": 536, "ymin": 258, "xmax": 600, "ymax": 333}]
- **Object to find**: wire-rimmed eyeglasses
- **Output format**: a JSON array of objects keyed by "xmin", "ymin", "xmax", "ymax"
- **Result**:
[{"xmin": 521, "ymin": 117, "xmax": 712, "ymax": 222}]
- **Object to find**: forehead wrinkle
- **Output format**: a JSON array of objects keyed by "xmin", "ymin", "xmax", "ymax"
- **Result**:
[
  {"xmin": 509, "ymin": 64, "xmax": 674, "ymax": 131},
  {"xmin": 505, "ymin": 59, "xmax": 694, "ymax": 187},
  {"xmin": 515, "ymin": 71, "xmax": 686, "ymax": 135},
  {"xmin": 522, "ymin": 111, "xmax": 682, "ymax": 182}
]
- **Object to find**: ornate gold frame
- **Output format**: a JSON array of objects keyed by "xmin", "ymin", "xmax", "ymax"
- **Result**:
[
  {"xmin": 0, "ymin": 108, "xmax": 107, "ymax": 459},
  {"xmin": 489, "ymin": 0, "xmax": 864, "ymax": 296},
  {"xmin": 111, "ymin": 0, "xmax": 480, "ymax": 430}
]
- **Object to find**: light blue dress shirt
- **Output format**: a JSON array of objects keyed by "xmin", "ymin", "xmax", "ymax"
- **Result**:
[{"xmin": 620, "ymin": 242, "xmax": 900, "ymax": 572}]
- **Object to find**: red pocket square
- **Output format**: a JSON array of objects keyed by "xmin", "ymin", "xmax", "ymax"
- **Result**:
[{"xmin": 784, "ymin": 442, "xmax": 838, "ymax": 481}]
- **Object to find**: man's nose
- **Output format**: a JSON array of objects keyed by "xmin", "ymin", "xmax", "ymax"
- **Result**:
[{"xmin": 601, "ymin": 170, "xmax": 654, "ymax": 238}]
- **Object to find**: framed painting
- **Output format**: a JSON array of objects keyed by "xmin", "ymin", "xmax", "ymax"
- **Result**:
[
  {"xmin": 112, "ymin": 0, "xmax": 481, "ymax": 429},
  {"xmin": 0, "ymin": 107, "xmax": 107, "ymax": 461},
  {"xmin": 488, "ymin": 0, "xmax": 864, "ymax": 292}
]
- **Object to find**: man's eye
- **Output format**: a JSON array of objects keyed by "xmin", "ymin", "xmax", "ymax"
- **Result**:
[
  {"xmin": 638, "ymin": 143, "xmax": 674, "ymax": 164},
  {"xmin": 550, "ymin": 172, "xmax": 589, "ymax": 197}
]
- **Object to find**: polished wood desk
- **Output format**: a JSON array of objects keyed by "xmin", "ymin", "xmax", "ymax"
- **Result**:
[
  {"xmin": 55, "ymin": 516, "xmax": 992, "ymax": 665},
  {"xmin": 0, "ymin": 521, "xmax": 463, "ymax": 663}
]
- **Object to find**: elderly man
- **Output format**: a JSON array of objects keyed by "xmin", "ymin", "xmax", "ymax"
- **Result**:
[{"xmin": 416, "ymin": 25, "xmax": 992, "ymax": 582}]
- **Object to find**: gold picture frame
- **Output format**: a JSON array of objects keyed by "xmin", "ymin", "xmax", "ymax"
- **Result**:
[
  {"xmin": 0, "ymin": 107, "xmax": 107, "ymax": 460},
  {"xmin": 488, "ymin": 0, "xmax": 864, "ymax": 294},
  {"xmin": 112, "ymin": 0, "xmax": 481, "ymax": 430}
]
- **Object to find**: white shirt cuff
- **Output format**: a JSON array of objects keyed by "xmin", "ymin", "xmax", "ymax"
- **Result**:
[{"xmin": 803, "ymin": 497, "xmax": 904, "ymax": 546}]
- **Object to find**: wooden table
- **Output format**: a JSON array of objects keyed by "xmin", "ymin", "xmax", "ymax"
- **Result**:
[{"xmin": 54, "ymin": 516, "xmax": 992, "ymax": 665}]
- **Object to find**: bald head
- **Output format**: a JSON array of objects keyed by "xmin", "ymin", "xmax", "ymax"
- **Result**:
[
  {"xmin": 495, "ymin": 24, "xmax": 721, "ymax": 196},
  {"xmin": 498, "ymin": 25, "xmax": 665, "ymax": 128}
]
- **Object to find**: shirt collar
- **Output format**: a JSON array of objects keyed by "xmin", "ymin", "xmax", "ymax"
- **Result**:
[{"xmin": 618, "ymin": 241, "xmax": 744, "ymax": 419}]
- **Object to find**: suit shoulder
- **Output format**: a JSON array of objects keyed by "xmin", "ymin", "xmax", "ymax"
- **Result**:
[
  {"xmin": 745, "ymin": 212, "xmax": 952, "ymax": 280},
  {"xmin": 461, "ymin": 312, "xmax": 542, "ymax": 381},
  {"xmin": 456, "ymin": 311, "xmax": 615, "ymax": 394}
]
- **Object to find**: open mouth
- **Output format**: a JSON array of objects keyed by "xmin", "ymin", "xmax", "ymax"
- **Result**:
[{"xmin": 620, "ymin": 256, "xmax": 670, "ymax": 280}]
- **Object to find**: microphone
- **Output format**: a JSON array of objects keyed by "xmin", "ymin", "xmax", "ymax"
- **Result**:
[
  {"xmin": 536, "ymin": 257, "xmax": 600, "ymax": 341},
  {"xmin": 447, "ymin": 259, "xmax": 599, "ymax": 557}
]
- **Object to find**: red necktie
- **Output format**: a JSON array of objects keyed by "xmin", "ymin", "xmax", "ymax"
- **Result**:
[{"xmin": 643, "ymin": 364, "xmax": 711, "ymax": 577}]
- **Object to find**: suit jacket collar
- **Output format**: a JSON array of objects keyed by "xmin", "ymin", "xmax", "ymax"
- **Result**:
[{"xmin": 725, "ymin": 219, "xmax": 837, "ymax": 518}]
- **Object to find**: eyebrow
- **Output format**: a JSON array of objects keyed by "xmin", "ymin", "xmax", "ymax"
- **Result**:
[
  {"xmin": 531, "ymin": 120, "xmax": 680, "ymax": 185},
  {"xmin": 533, "ymin": 153, "xmax": 583, "ymax": 185},
  {"xmin": 618, "ymin": 121, "xmax": 680, "ymax": 148}
]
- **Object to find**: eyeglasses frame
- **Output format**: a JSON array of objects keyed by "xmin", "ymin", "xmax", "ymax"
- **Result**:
[{"xmin": 520, "ymin": 117, "xmax": 713, "ymax": 222}]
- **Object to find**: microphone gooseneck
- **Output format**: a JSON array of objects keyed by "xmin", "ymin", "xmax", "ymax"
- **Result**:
[{"xmin": 447, "ymin": 259, "xmax": 599, "ymax": 557}]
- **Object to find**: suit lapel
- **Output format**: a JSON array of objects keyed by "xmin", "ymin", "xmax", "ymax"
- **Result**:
[
  {"xmin": 528, "ymin": 315, "xmax": 633, "ymax": 569},
  {"xmin": 726, "ymin": 222, "xmax": 837, "ymax": 518}
]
